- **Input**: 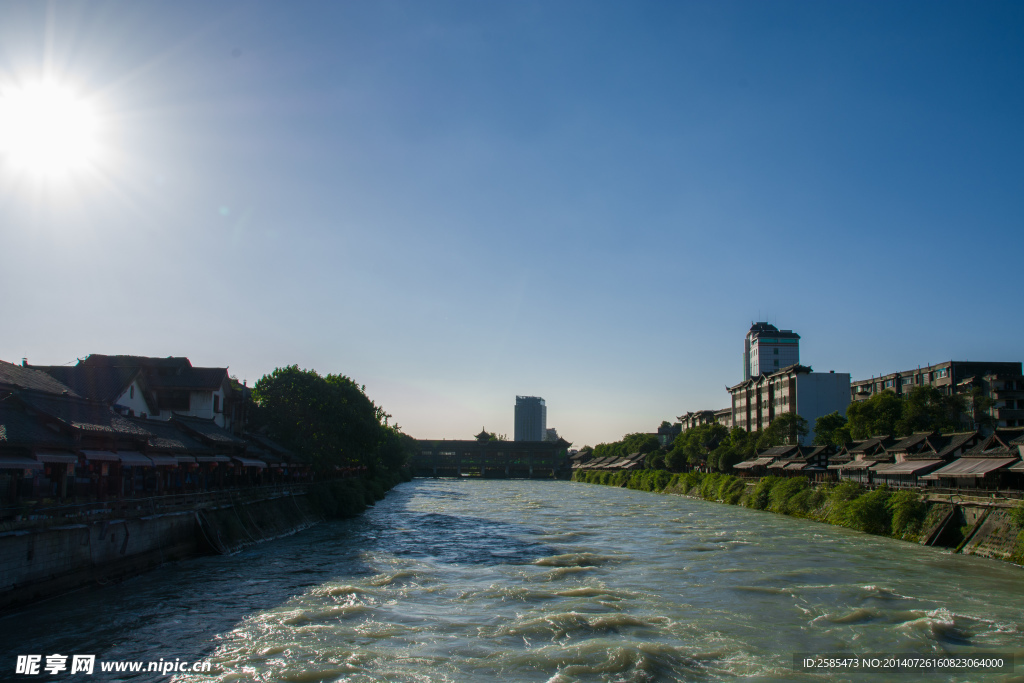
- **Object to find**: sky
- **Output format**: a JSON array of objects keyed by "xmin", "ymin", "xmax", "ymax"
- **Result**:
[{"xmin": 1, "ymin": 1, "xmax": 1022, "ymax": 447}]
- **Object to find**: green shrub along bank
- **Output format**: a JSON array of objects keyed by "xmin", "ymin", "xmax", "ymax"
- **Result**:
[
  {"xmin": 308, "ymin": 468, "xmax": 413, "ymax": 520},
  {"xmin": 573, "ymin": 470, "xmax": 935, "ymax": 542}
]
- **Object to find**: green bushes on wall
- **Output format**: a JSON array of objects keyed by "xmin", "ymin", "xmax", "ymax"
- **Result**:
[{"xmin": 573, "ymin": 468, "xmax": 941, "ymax": 545}]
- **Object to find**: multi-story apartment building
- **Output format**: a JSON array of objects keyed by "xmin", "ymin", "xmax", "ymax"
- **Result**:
[
  {"xmin": 514, "ymin": 396, "xmax": 546, "ymax": 442},
  {"xmin": 728, "ymin": 364, "xmax": 850, "ymax": 446},
  {"xmin": 676, "ymin": 409, "xmax": 732, "ymax": 433},
  {"xmin": 743, "ymin": 322, "xmax": 800, "ymax": 381},
  {"xmin": 851, "ymin": 361, "xmax": 1024, "ymax": 428}
]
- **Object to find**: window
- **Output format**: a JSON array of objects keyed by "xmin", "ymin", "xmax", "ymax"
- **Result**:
[
  {"xmin": 773, "ymin": 348, "xmax": 779, "ymax": 355},
  {"xmin": 885, "ymin": 379, "xmax": 895, "ymax": 388},
  {"xmin": 213, "ymin": 395, "xmax": 221, "ymax": 413},
  {"xmin": 774, "ymin": 360, "xmax": 779, "ymax": 367},
  {"xmin": 130, "ymin": 385, "xmax": 134, "ymax": 399}
]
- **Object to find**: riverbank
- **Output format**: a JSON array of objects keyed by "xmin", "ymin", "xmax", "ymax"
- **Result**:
[
  {"xmin": 0, "ymin": 470, "xmax": 410, "ymax": 611},
  {"xmin": 573, "ymin": 469, "xmax": 1024, "ymax": 565}
]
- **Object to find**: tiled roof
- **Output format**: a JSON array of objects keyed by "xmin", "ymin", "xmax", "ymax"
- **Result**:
[
  {"xmin": 889, "ymin": 433, "xmax": 934, "ymax": 452},
  {"xmin": 149, "ymin": 367, "xmax": 228, "ymax": 390},
  {"xmin": 1010, "ymin": 433, "xmax": 1024, "ymax": 446},
  {"xmin": 966, "ymin": 429, "xmax": 1024, "ymax": 458},
  {"xmin": 80, "ymin": 354, "xmax": 191, "ymax": 369},
  {"xmin": 0, "ymin": 403, "xmax": 78, "ymax": 449},
  {"xmin": 128, "ymin": 417, "xmax": 211, "ymax": 454},
  {"xmin": 0, "ymin": 360, "xmax": 77, "ymax": 396},
  {"xmin": 933, "ymin": 432, "xmax": 979, "ymax": 459},
  {"xmin": 850, "ymin": 436, "xmax": 892, "ymax": 454},
  {"xmin": 18, "ymin": 391, "xmax": 152, "ymax": 437},
  {"xmin": 35, "ymin": 365, "xmax": 140, "ymax": 404},
  {"xmin": 245, "ymin": 432, "xmax": 295, "ymax": 458},
  {"xmin": 73, "ymin": 355, "xmax": 229, "ymax": 392},
  {"xmin": 171, "ymin": 414, "xmax": 246, "ymax": 447},
  {"xmin": 758, "ymin": 445, "xmax": 801, "ymax": 457}
]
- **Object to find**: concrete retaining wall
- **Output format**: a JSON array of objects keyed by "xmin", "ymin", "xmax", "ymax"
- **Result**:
[{"xmin": 0, "ymin": 492, "xmax": 320, "ymax": 611}]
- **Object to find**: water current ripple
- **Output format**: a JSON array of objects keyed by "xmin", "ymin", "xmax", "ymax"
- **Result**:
[{"xmin": 1, "ymin": 479, "xmax": 1022, "ymax": 682}]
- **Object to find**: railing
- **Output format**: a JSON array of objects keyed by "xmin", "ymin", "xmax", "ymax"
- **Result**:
[{"xmin": 0, "ymin": 483, "xmax": 314, "ymax": 529}]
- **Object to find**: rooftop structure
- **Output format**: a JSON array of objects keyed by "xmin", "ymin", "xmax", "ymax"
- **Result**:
[{"xmin": 744, "ymin": 322, "xmax": 800, "ymax": 381}]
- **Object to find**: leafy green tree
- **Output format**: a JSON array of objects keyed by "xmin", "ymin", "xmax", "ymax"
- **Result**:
[
  {"xmin": 709, "ymin": 427, "xmax": 758, "ymax": 471},
  {"xmin": 897, "ymin": 385, "xmax": 964, "ymax": 435},
  {"xmin": 645, "ymin": 451, "xmax": 666, "ymax": 470},
  {"xmin": 250, "ymin": 365, "xmax": 411, "ymax": 474},
  {"xmin": 963, "ymin": 386, "xmax": 996, "ymax": 432},
  {"xmin": 846, "ymin": 390, "xmax": 903, "ymax": 439},
  {"xmin": 488, "ymin": 432, "xmax": 509, "ymax": 441},
  {"xmin": 759, "ymin": 413, "xmax": 808, "ymax": 447},
  {"xmin": 814, "ymin": 411, "xmax": 851, "ymax": 446}
]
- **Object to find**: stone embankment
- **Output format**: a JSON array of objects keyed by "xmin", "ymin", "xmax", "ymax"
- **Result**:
[{"xmin": 0, "ymin": 486, "xmax": 322, "ymax": 611}]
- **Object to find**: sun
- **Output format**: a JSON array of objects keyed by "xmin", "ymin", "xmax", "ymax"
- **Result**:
[{"xmin": 0, "ymin": 82, "xmax": 99, "ymax": 176}]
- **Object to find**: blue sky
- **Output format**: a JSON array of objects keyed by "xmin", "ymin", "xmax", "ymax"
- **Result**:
[{"xmin": 1, "ymin": 1, "xmax": 1022, "ymax": 446}]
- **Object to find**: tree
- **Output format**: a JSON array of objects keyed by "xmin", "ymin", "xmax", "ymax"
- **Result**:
[
  {"xmin": 897, "ymin": 385, "xmax": 964, "ymax": 435},
  {"xmin": 846, "ymin": 390, "xmax": 903, "ymax": 439},
  {"xmin": 488, "ymin": 432, "xmax": 509, "ymax": 441},
  {"xmin": 760, "ymin": 413, "xmax": 808, "ymax": 447},
  {"xmin": 963, "ymin": 386, "xmax": 996, "ymax": 432},
  {"xmin": 814, "ymin": 411, "xmax": 851, "ymax": 446},
  {"xmin": 250, "ymin": 365, "xmax": 412, "ymax": 474}
]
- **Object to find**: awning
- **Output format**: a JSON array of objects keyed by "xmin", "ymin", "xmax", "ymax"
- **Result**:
[
  {"xmin": 1008, "ymin": 461, "xmax": 1024, "ymax": 473},
  {"xmin": 175, "ymin": 455, "xmax": 197, "ymax": 464},
  {"xmin": 872, "ymin": 460, "xmax": 944, "ymax": 475},
  {"xmin": 783, "ymin": 462, "xmax": 808, "ymax": 471},
  {"xmin": 734, "ymin": 457, "xmax": 774, "ymax": 469},
  {"xmin": 0, "ymin": 455, "xmax": 44, "ymax": 470},
  {"xmin": 82, "ymin": 450, "xmax": 120, "ymax": 462},
  {"xmin": 118, "ymin": 452, "xmax": 153, "ymax": 466},
  {"xmin": 830, "ymin": 457, "xmax": 875, "ymax": 471},
  {"xmin": 195, "ymin": 455, "xmax": 231, "ymax": 463},
  {"xmin": 767, "ymin": 461, "xmax": 788, "ymax": 469},
  {"xmin": 920, "ymin": 457, "xmax": 1017, "ymax": 480},
  {"xmin": 232, "ymin": 456, "xmax": 267, "ymax": 469},
  {"xmin": 147, "ymin": 454, "xmax": 179, "ymax": 467},
  {"xmin": 35, "ymin": 451, "xmax": 79, "ymax": 464}
]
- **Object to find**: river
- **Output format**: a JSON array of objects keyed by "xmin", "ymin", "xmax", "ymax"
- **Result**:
[{"xmin": 1, "ymin": 479, "xmax": 1022, "ymax": 682}]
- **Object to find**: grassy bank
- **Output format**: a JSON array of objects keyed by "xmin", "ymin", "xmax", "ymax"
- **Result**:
[
  {"xmin": 573, "ymin": 469, "xmax": 1024, "ymax": 560},
  {"xmin": 307, "ymin": 468, "xmax": 412, "ymax": 519}
]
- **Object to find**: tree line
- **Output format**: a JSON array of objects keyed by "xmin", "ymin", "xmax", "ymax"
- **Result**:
[{"xmin": 582, "ymin": 384, "xmax": 995, "ymax": 474}]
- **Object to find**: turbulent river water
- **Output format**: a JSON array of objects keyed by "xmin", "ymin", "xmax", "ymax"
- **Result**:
[{"xmin": 2, "ymin": 479, "xmax": 1023, "ymax": 682}]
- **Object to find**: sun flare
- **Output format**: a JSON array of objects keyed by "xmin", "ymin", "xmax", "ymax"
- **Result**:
[{"xmin": 0, "ymin": 82, "xmax": 99, "ymax": 175}]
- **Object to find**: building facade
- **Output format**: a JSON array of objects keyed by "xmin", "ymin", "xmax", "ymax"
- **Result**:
[
  {"xmin": 850, "ymin": 361, "xmax": 1024, "ymax": 429},
  {"xmin": 743, "ymin": 322, "xmax": 800, "ymax": 381},
  {"xmin": 514, "ymin": 396, "xmax": 546, "ymax": 442},
  {"xmin": 728, "ymin": 364, "xmax": 850, "ymax": 446}
]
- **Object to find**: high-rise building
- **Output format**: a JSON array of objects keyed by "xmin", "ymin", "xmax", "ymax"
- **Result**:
[
  {"xmin": 744, "ymin": 322, "xmax": 800, "ymax": 380},
  {"xmin": 514, "ymin": 396, "xmax": 546, "ymax": 441}
]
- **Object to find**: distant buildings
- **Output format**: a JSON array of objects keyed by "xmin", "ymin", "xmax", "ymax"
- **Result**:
[
  {"xmin": 413, "ymin": 429, "xmax": 571, "ymax": 478},
  {"xmin": 851, "ymin": 360, "xmax": 1024, "ymax": 429},
  {"xmin": 744, "ymin": 322, "xmax": 800, "ymax": 381},
  {"xmin": 674, "ymin": 322, "xmax": 850, "ymax": 445},
  {"xmin": 728, "ymin": 364, "xmax": 850, "ymax": 445},
  {"xmin": 514, "ymin": 396, "xmax": 546, "ymax": 442}
]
